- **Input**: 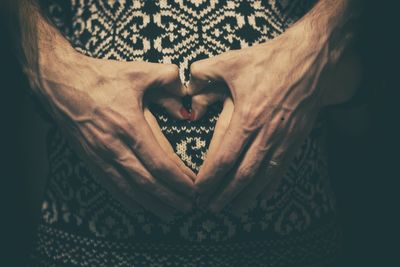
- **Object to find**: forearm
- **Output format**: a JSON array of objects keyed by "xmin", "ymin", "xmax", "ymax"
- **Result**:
[
  {"xmin": 285, "ymin": 0, "xmax": 364, "ymax": 106},
  {"xmin": 15, "ymin": 0, "xmax": 75, "ymax": 92},
  {"xmin": 291, "ymin": 0, "xmax": 363, "ymax": 62}
]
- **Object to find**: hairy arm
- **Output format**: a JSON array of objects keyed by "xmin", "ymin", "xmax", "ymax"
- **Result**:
[
  {"xmin": 188, "ymin": 0, "xmax": 365, "ymax": 213},
  {"xmin": 14, "ymin": 0, "xmax": 55, "ymax": 78},
  {"xmin": 295, "ymin": 0, "xmax": 367, "ymax": 135},
  {"xmin": 294, "ymin": 0, "xmax": 364, "ymax": 105},
  {"xmin": 12, "ymin": 0, "xmax": 196, "ymax": 220},
  {"xmin": 15, "ymin": 0, "xmax": 82, "ymax": 107}
]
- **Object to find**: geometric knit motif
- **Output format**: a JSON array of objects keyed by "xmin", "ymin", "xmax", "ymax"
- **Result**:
[{"xmin": 30, "ymin": 1, "xmax": 340, "ymax": 266}]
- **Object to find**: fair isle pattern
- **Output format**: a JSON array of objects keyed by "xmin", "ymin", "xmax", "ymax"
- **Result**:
[
  {"xmin": 30, "ymin": 0, "xmax": 340, "ymax": 266},
  {"xmin": 43, "ymin": 0, "xmax": 322, "ymax": 171},
  {"xmin": 43, "ymin": 0, "xmax": 318, "ymax": 86},
  {"xmin": 31, "ymin": 222, "xmax": 341, "ymax": 267}
]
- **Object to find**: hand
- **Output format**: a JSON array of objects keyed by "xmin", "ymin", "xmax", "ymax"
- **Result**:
[
  {"xmin": 31, "ymin": 46, "xmax": 196, "ymax": 221},
  {"xmin": 189, "ymin": 21, "xmax": 360, "ymax": 215}
]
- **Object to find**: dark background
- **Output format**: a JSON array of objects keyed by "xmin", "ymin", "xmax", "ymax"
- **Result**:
[{"xmin": 0, "ymin": 1, "xmax": 398, "ymax": 266}]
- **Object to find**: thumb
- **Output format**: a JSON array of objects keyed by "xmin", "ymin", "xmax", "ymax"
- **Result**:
[
  {"xmin": 143, "ymin": 63, "xmax": 190, "ymax": 120},
  {"xmin": 145, "ymin": 89, "xmax": 191, "ymax": 120},
  {"xmin": 190, "ymin": 82, "xmax": 229, "ymax": 121},
  {"xmin": 187, "ymin": 54, "xmax": 228, "ymax": 96},
  {"xmin": 143, "ymin": 108, "xmax": 196, "ymax": 181},
  {"xmin": 141, "ymin": 62, "xmax": 186, "ymax": 96}
]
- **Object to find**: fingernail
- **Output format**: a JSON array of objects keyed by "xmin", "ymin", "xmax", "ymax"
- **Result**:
[
  {"xmin": 189, "ymin": 110, "xmax": 196, "ymax": 121},
  {"xmin": 179, "ymin": 107, "xmax": 191, "ymax": 120}
]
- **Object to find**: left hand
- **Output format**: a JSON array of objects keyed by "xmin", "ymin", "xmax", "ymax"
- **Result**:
[{"xmin": 188, "ymin": 22, "xmax": 359, "ymax": 215}]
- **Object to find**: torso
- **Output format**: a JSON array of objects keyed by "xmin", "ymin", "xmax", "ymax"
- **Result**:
[{"xmin": 30, "ymin": 1, "xmax": 341, "ymax": 266}]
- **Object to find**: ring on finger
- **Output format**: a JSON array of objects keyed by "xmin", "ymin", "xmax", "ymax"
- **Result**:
[{"xmin": 269, "ymin": 160, "xmax": 279, "ymax": 166}]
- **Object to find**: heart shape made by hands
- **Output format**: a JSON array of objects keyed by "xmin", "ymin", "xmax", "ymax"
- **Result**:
[{"xmin": 145, "ymin": 81, "xmax": 230, "ymax": 175}]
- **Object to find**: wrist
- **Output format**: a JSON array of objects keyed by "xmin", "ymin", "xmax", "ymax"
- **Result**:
[
  {"xmin": 17, "ymin": 1, "xmax": 79, "ymax": 92},
  {"xmin": 32, "ymin": 24, "xmax": 82, "ymax": 95},
  {"xmin": 288, "ymin": 0, "xmax": 360, "ymax": 66},
  {"xmin": 37, "ymin": 31, "xmax": 79, "ymax": 76}
]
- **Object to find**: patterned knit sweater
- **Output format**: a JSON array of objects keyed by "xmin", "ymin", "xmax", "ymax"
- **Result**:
[{"xmin": 29, "ymin": 1, "xmax": 341, "ymax": 266}]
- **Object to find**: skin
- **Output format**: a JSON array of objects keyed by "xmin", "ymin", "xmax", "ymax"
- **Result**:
[
  {"xmin": 15, "ymin": 0, "xmax": 363, "ymax": 220},
  {"xmin": 188, "ymin": 0, "xmax": 363, "ymax": 215},
  {"xmin": 17, "ymin": 0, "xmax": 196, "ymax": 222}
]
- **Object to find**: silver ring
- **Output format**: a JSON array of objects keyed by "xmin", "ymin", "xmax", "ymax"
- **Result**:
[{"xmin": 269, "ymin": 160, "xmax": 279, "ymax": 166}]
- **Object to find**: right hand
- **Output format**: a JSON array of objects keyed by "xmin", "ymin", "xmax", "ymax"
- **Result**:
[{"xmin": 30, "ymin": 47, "xmax": 196, "ymax": 222}]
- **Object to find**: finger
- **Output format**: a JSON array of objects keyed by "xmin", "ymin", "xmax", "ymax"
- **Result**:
[
  {"xmin": 203, "ymin": 98, "xmax": 234, "ymax": 164},
  {"xmin": 195, "ymin": 106, "xmax": 253, "ymax": 202},
  {"xmin": 194, "ymin": 98, "xmax": 233, "ymax": 209},
  {"xmin": 84, "ymin": 123, "xmax": 193, "ymax": 213},
  {"xmin": 117, "ymin": 111, "xmax": 196, "ymax": 197},
  {"xmin": 193, "ymin": 98, "xmax": 233, "ymax": 209},
  {"xmin": 144, "ymin": 108, "xmax": 196, "ymax": 181},
  {"xmin": 79, "ymin": 125, "xmax": 178, "ymax": 221},
  {"xmin": 190, "ymin": 82, "xmax": 228, "ymax": 121},
  {"xmin": 104, "ymin": 63, "xmax": 196, "ymax": 196},
  {"xmin": 142, "ymin": 63, "xmax": 190, "ymax": 120},
  {"xmin": 230, "ymin": 114, "xmax": 317, "ymax": 216},
  {"xmin": 256, "ymin": 113, "xmax": 317, "ymax": 201},
  {"xmin": 143, "ymin": 63, "xmax": 186, "ymax": 97},
  {"xmin": 187, "ymin": 54, "xmax": 229, "ymax": 95},
  {"xmin": 208, "ymin": 111, "xmax": 286, "ymax": 213},
  {"xmin": 117, "ymin": 153, "xmax": 193, "ymax": 213},
  {"xmin": 231, "ymin": 155, "xmax": 288, "ymax": 217},
  {"xmin": 230, "ymin": 140, "xmax": 296, "ymax": 217},
  {"xmin": 145, "ymin": 89, "xmax": 190, "ymax": 120},
  {"xmin": 93, "ymin": 109, "xmax": 196, "ymax": 197},
  {"xmin": 91, "ymin": 156, "xmax": 177, "ymax": 222}
]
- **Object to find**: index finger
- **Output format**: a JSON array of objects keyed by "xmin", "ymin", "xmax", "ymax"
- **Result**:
[
  {"xmin": 195, "ymin": 106, "xmax": 253, "ymax": 200},
  {"xmin": 104, "ymin": 108, "xmax": 194, "ymax": 196},
  {"xmin": 122, "ymin": 112, "xmax": 196, "ymax": 197},
  {"xmin": 143, "ymin": 108, "xmax": 196, "ymax": 180}
]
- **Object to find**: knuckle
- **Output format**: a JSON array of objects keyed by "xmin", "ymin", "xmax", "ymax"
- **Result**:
[
  {"xmin": 150, "ymin": 157, "xmax": 170, "ymax": 175},
  {"xmin": 117, "ymin": 119, "xmax": 131, "ymax": 133},
  {"xmin": 163, "ymin": 64, "xmax": 180, "ymax": 78},
  {"xmin": 190, "ymin": 55, "xmax": 228, "ymax": 77},
  {"xmin": 192, "ymin": 95, "xmax": 209, "ymax": 106},
  {"xmin": 117, "ymin": 122, "xmax": 138, "ymax": 141},
  {"xmin": 129, "ymin": 135, "xmax": 144, "ymax": 152},
  {"xmin": 237, "ymin": 165, "xmax": 256, "ymax": 181},
  {"xmin": 127, "ymin": 65, "xmax": 148, "ymax": 81},
  {"xmin": 238, "ymin": 108, "xmax": 264, "ymax": 133},
  {"xmin": 128, "ymin": 167, "xmax": 156, "ymax": 189},
  {"xmin": 100, "ymin": 131, "xmax": 119, "ymax": 148},
  {"xmin": 217, "ymin": 153, "xmax": 234, "ymax": 171},
  {"xmin": 154, "ymin": 64, "xmax": 180, "ymax": 88},
  {"xmin": 102, "ymin": 134, "xmax": 114, "ymax": 146},
  {"xmin": 189, "ymin": 61, "xmax": 203, "ymax": 77},
  {"xmin": 135, "ymin": 175, "xmax": 154, "ymax": 190},
  {"xmin": 219, "ymin": 50, "xmax": 239, "ymax": 67}
]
